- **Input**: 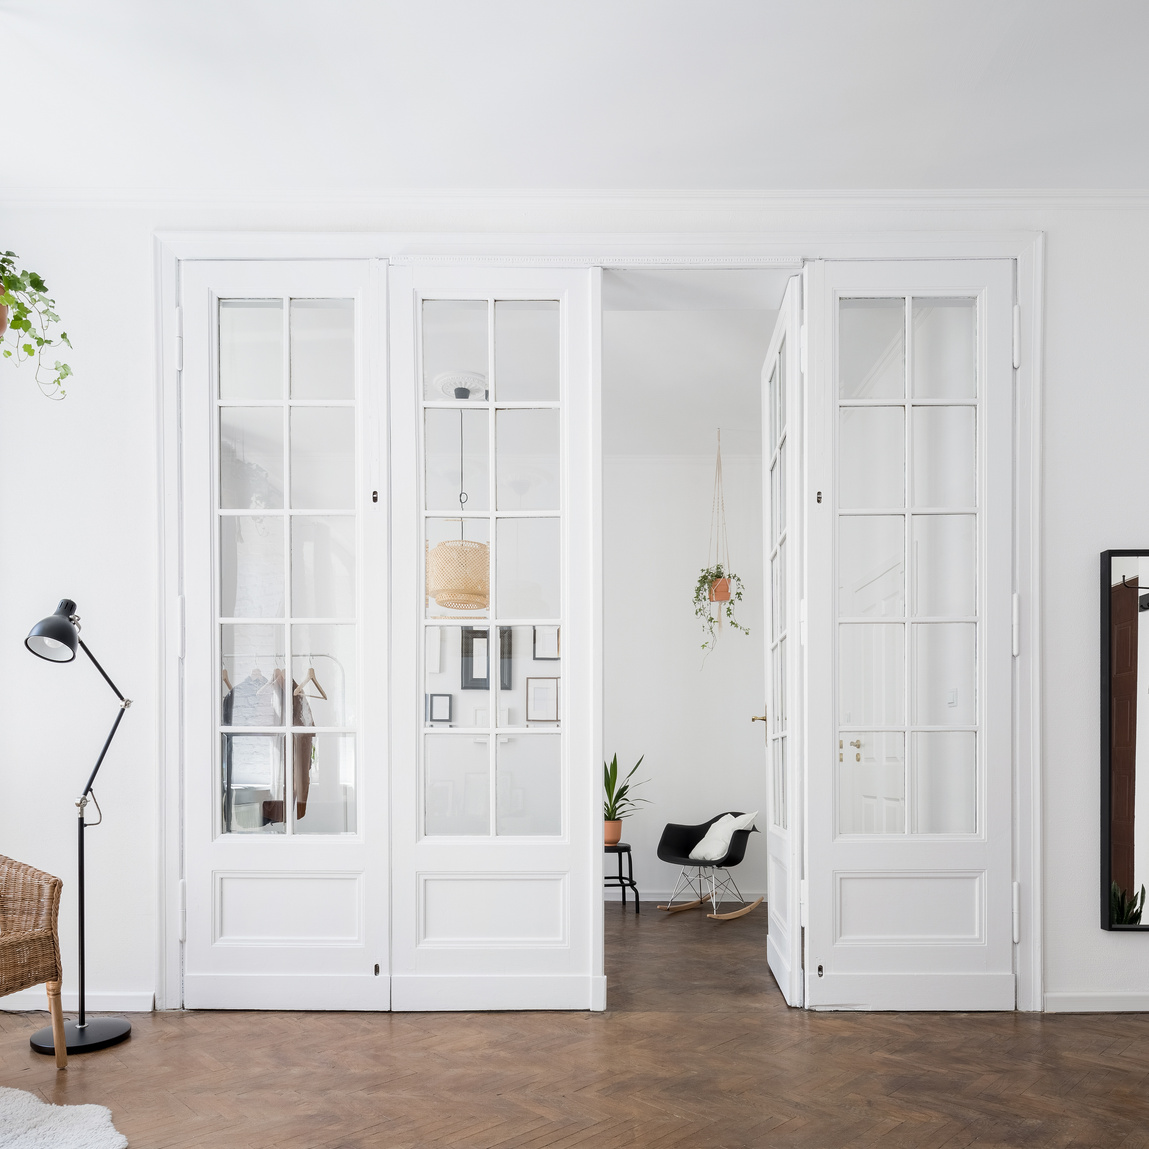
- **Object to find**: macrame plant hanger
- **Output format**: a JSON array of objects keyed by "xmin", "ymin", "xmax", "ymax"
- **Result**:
[{"xmin": 707, "ymin": 428, "xmax": 732, "ymax": 626}]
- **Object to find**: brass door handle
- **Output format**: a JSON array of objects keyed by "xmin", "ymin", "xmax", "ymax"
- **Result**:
[
  {"xmin": 849, "ymin": 739, "xmax": 862, "ymax": 749},
  {"xmin": 751, "ymin": 714, "xmax": 767, "ymax": 723}
]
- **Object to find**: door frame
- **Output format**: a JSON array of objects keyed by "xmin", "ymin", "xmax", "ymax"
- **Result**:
[{"xmin": 155, "ymin": 230, "xmax": 1044, "ymax": 1012}]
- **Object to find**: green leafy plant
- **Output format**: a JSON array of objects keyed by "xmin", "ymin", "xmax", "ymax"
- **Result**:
[
  {"xmin": 603, "ymin": 754, "xmax": 648, "ymax": 821},
  {"xmin": 692, "ymin": 563, "xmax": 749, "ymax": 654},
  {"xmin": 1111, "ymin": 881, "xmax": 1146, "ymax": 926},
  {"xmin": 0, "ymin": 251, "xmax": 72, "ymax": 399}
]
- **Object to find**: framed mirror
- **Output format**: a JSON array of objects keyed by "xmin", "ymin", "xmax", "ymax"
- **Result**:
[{"xmin": 1101, "ymin": 550, "xmax": 1149, "ymax": 928}]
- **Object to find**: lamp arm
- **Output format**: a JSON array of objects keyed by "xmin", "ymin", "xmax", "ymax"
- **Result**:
[{"xmin": 76, "ymin": 639, "xmax": 132, "ymax": 801}]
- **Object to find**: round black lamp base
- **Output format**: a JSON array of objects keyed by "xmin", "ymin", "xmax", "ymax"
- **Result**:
[{"xmin": 30, "ymin": 1017, "xmax": 131, "ymax": 1056}]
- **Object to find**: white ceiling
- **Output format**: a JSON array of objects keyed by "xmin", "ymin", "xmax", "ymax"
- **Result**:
[{"xmin": 2, "ymin": 0, "xmax": 1147, "ymax": 192}]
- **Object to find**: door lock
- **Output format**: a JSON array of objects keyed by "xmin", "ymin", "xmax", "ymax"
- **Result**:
[{"xmin": 751, "ymin": 713, "xmax": 767, "ymax": 723}]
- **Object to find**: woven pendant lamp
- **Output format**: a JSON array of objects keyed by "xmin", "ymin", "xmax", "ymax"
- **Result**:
[
  {"xmin": 426, "ymin": 403, "xmax": 491, "ymax": 612},
  {"xmin": 427, "ymin": 537, "xmax": 489, "ymax": 610}
]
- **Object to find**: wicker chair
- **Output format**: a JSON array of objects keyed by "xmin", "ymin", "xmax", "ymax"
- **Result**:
[{"xmin": 0, "ymin": 855, "xmax": 67, "ymax": 1068}]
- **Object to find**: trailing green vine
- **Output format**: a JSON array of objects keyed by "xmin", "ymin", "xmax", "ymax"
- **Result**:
[
  {"xmin": 0, "ymin": 251, "xmax": 72, "ymax": 399},
  {"xmin": 693, "ymin": 563, "xmax": 748, "ymax": 654}
]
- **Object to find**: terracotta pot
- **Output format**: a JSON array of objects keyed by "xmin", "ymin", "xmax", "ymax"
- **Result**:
[
  {"xmin": 708, "ymin": 577, "xmax": 731, "ymax": 602},
  {"xmin": 0, "ymin": 303, "xmax": 8, "ymax": 338},
  {"xmin": 604, "ymin": 819, "xmax": 622, "ymax": 847}
]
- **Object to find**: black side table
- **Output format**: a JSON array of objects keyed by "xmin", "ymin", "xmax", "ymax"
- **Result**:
[{"xmin": 605, "ymin": 842, "xmax": 640, "ymax": 913}]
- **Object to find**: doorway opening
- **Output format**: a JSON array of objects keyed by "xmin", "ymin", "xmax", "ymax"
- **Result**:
[{"xmin": 600, "ymin": 268, "xmax": 796, "ymax": 1003}]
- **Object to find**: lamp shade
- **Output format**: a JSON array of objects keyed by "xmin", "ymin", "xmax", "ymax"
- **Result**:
[{"xmin": 26, "ymin": 599, "xmax": 79, "ymax": 662}]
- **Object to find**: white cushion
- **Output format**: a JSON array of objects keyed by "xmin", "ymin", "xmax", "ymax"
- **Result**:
[{"xmin": 688, "ymin": 811, "xmax": 758, "ymax": 862}]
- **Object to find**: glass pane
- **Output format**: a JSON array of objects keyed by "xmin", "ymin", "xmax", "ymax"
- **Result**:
[
  {"xmin": 425, "ymin": 734, "xmax": 490, "ymax": 835},
  {"xmin": 770, "ymin": 458, "xmax": 780, "ymax": 543},
  {"xmin": 912, "ymin": 407, "xmax": 975, "ymax": 508},
  {"xmin": 291, "ymin": 623, "xmax": 356, "ymax": 726},
  {"xmin": 423, "ymin": 300, "xmax": 488, "ymax": 402},
  {"xmin": 839, "ymin": 623, "xmax": 905, "ymax": 726},
  {"xmin": 838, "ymin": 516, "xmax": 904, "ymax": 618},
  {"xmin": 913, "ymin": 298, "xmax": 976, "ymax": 401},
  {"xmin": 768, "ymin": 363, "xmax": 778, "ymax": 446},
  {"xmin": 290, "ymin": 407, "xmax": 355, "ymax": 510},
  {"xmin": 222, "ymin": 734, "xmax": 285, "ymax": 834},
  {"xmin": 839, "ymin": 298, "xmax": 904, "ymax": 400},
  {"xmin": 912, "ymin": 515, "xmax": 976, "ymax": 617},
  {"xmin": 426, "ymin": 517, "xmax": 490, "ymax": 618},
  {"xmin": 496, "ymin": 518, "xmax": 560, "ymax": 618},
  {"xmin": 425, "ymin": 408, "xmax": 489, "ymax": 514},
  {"xmin": 220, "ymin": 300, "xmax": 283, "ymax": 400},
  {"xmin": 778, "ymin": 441, "xmax": 787, "ymax": 534},
  {"xmin": 912, "ymin": 623, "xmax": 976, "ymax": 726},
  {"xmin": 496, "ymin": 733, "xmax": 560, "ymax": 835},
  {"xmin": 425, "ymin": 625, "xmax": 492, "ymax": 728},
  {"xmin": 838, "ymin": 732, "xmax": 905, "ymax": 835},
  {"xmin": 839, "ymin": 408, "xmax": 904, "ymax": 509},
  {"xmin": 497, "ymin": 625, "xmax": 561, "ymax": 727},
  {"xmin": 494, "ymin": 300, "xmax": 558, "ymax": 401},
  {"xmin": 771, "ymin": 645, "xmax": 783, "ymax": 735},
  {"xmin": 221, "ymin": 624, "xmax": 284, "ymax": 727},
  {"xmin": 772, "ymin": 739, "xmax": 787, "ymax": 829},
  {"xmin": 221, "ymin": 515, "xmax": 284, "ymax": 619},
  {"xmin": 221, "ymin": 407, "xmax": 284, "ymax": 510},
  {"xmin": 292, "ymin": 516, "xmax": 356, "ymax": 618},
  {"xmin": 496, "ymin": 409, "xmax": 559, "ymax": 510},
  {"xmin": 293, "ymin": 733, "xmax": 356, "ymax": 834},
  {"xmin": 779, "ymin": 337, "xmax": 787, "ymax": 432},
  {"xmin": 779, "ymin": 636, "xmax": 787, "ymax": 729},
  {"xmin": 912, "ymin": 731, "xmax": 976, "ymax": 833},
  {"xmin": 290, "ymin": 299, "xmax": 354, "ymax": 399}
]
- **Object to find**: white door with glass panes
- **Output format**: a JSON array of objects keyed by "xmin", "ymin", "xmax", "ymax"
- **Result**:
[
  {"xmin": 762, "ymin": 275, "xmax": 804, "ymax": 1007},
  {"xmin": 804, "ymin": 259, "xmax": 1014, "ymax": 1011},
  {"xmin": 389, "ymin": 264, "xmax": 600, "ymax": 1011},
  {"xmin": 181, "ymin": 260, "xmax": 389, "ymax": 1009}
]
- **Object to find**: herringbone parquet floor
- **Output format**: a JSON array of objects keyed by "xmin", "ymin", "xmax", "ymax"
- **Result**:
[{"xmin": 3, "ymin": 903, "xmax": 1149, "ymax": 1147}]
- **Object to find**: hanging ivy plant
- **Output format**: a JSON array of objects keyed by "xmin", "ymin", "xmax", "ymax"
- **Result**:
[
  {"xmin": 693, "ymin": 562, "xmax": 748, "ymax": 653},
  {"xmin": 0, "ymin": 251, "xmax": 72, "ymax": 399}
]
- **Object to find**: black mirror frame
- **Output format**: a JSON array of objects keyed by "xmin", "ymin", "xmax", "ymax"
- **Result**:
[{"xmin": 1100, "ymin": 549, "xmax": 1149, "ymax": 930}]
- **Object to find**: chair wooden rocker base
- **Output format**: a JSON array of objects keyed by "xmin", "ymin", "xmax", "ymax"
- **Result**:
[{"xmin": 655, "ymin": 813, "xmax": 763, "ymax": 922}]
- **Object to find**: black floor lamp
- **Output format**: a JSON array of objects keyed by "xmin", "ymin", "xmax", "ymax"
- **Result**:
[{"xmin": 25, "ymin": 598, "xmax": 133, "ymax": 1054}]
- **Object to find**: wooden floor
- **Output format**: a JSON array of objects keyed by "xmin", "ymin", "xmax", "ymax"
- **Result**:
[{"xmin": 4, "ymin": 903, "xmax": 1149, "ymax": 1146}]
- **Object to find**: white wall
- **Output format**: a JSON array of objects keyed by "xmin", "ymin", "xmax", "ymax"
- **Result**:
[{"xmin": 3, "ymin": 196, "xmax": 1149, "ymax": 1010}]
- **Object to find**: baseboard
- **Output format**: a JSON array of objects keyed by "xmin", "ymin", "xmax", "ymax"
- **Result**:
[
  {"xmin": 1044, "ymin": 991, "xmax": 1149, "ymax": 1013},
  {"xmin": 0, "ymin": 989, "xmax": 155, "ymax": 1013},
  {"xmin": 604, "ymin": 889, "xmax": 766, "ymax": 903},
  {"xmin": 392, "ymin": 974, "xmax": 599, "ymax": 1011},
  {"xmin": 184, "ymin": 973, "xmax": 389, "ymax": 1011}
]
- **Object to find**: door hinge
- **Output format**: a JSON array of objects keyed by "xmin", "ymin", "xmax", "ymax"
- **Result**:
[
  {"xmin": 1012, "ymin": 592, "xmax": 1020, "ymax": 657},
  {"xmin": 1012, "ymin": 881, "xmax": 1020, "ymax": 944},
  {"xmin": 178, "ymin": 878, "xmax": 187, "ymax": 943},
  {"xmin": 799, "ymin": 878, "xmax": 808, "ymax": 928},
  {"xmin": 799, "ymin": 598, "xmax": 807, "ymax": 647},
  {"xmin": 176, "ymin": 594, "xmax": 186, "ymax": 661},
  {"xmin": 173, "ymin": 306, "xmax": 183, "ymax": 374},
  {"xmin": 799, "ymin": 322, "xmax": 808, "ymax": 375},
  {"xmin": 1012, "ymin": 304, "xmax": 1021, "ymax": 370}
]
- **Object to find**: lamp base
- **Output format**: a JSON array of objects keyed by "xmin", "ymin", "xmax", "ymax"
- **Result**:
[{"xmin": 30, "ymin": 1016, "xmax": 131, "ymax": 1056}]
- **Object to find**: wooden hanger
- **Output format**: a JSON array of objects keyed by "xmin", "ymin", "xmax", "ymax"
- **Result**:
[
  {"xmin": 294, "ymin": 663, "xmax": 328, "ymax": 701},
  {"xmin": 222, "ymin": 667, "xmax": 233, "ymax": 692}
]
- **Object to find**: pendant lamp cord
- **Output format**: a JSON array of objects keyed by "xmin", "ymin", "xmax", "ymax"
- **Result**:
[
  {"xmin": 708, "ymin": 428, "xmax": 730, "ymax": 572},
  {"xmin": 458, "ymin": 409, "xmax": 468, "ymax": 541}
]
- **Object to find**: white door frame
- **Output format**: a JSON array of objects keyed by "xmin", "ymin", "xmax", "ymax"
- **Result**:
[{"xmin": 155, "ymin": 230, "xmax": 1044, "ymax": 1012}]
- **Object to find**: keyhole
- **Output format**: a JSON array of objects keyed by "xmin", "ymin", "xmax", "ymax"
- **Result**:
[
  {"xmin": 373, "ymin": 963, "xmax": 380, "ymax": 976},
  {"xmin": 817, "ymin": 965, "xmax": 824, "ymax": 977}
]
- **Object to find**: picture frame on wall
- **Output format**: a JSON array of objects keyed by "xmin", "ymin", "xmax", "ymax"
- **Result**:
[
  {"xmin": 461, "ymin": 626, "xmax": 513, "ymax": 690},
  {"xmin": 526, "ymin": 677, "xmax": 560, "ymax": 722},
  {"xmin": 533, "ymin": 625, "xmax": 560, "ymax": 661},
  {"xmin": 425, "ymin": 693, "xmax": 452, "ymax": 723}
]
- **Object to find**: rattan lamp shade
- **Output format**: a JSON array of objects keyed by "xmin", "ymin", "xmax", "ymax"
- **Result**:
[{"xmin": 427, "ymin": 539, "xmax": 490, "ymax": 611}]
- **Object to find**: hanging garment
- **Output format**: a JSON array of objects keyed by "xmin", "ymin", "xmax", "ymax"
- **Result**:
[{"xmin": 261, "ymin": 672, "xmax": 315, "ymax": 824}]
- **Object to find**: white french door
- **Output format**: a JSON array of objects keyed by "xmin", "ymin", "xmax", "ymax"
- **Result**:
[
  {"xmin": 388, "ymin": 264, "xmax": 601, "ymax": 1010},
  {"xmin": 762, "ymin": 275, "xmax": 804, "ymax": 1007},
  {"xmin": 804, "ymin": 259, "xmax": 1015, "ymax": 1010},
  {"xmin": 181, "ymin": 260, "xmax": 389, "ymax": 1009}
]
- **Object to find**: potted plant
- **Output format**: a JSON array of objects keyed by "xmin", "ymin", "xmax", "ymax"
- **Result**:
[
  {"xmin": 693, "ymin": 562, "xmax": 748, "ymax": 654},
  {"xmin": 0, "ymin": 251, "xmax": 72, "ymax": 399},
  {"xmin": 1112, "ymin": 881, "xmax": 1146, "ymax": 926},
  {"xmin": 603, "ymin": 753, "xmax": 648, "ymax": 846}
]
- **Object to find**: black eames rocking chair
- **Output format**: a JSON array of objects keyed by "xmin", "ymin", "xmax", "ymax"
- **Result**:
[{"xmin": 656, "ymin": 811, "xmax": 764, "ymax": 921}]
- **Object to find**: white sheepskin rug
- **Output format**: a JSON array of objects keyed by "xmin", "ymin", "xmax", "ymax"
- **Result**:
[{"xmin": 0, "ymin": 1086, "xmax": 127, "ymax": 1148}]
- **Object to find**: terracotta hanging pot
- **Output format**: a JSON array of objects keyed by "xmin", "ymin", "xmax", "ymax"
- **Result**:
[
  {"xmin": 604, "ymin": 819, "xmax": 622, "ymax": 847},
  {"xmin": 708, "ymin": 577, "xmax": 731, "ymax": 602},
  {"xmin": 0, "ymin": 287, "xmax": 8, "ymax": 337}
]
